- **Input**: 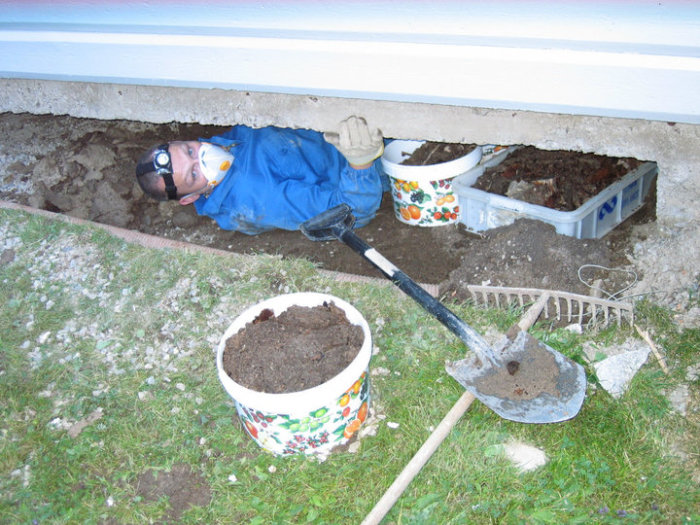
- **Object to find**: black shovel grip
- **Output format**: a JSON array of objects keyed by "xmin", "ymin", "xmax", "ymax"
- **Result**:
[{"xmin": 300, "ymin": 203, "xmax": 356, "ymax": 241}]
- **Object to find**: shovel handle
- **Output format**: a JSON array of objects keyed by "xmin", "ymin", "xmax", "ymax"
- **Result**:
[{"xmin": 339, "ymin": 229, "xmax": 497, "ymax": 365}]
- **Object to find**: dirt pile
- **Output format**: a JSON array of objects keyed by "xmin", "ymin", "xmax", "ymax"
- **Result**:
[{"xmin": 222, "ymin": 303, "xmax": 363, "ymax": 393}]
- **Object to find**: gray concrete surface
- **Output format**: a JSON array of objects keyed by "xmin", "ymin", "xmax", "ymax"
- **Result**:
[{"xmin": 1, "ymin": 78, "xmax": 698, "ymax": 306}]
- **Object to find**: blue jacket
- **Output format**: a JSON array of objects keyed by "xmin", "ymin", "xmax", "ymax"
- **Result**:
[{"xmin": 193, "ymin": 125, "xmax": 383, "ymax": 235}]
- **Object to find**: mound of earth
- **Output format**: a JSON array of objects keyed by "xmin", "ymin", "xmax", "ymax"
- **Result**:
[{"xmin": 223, "ymin": 303, "xmax": 364, "ymax": 393}]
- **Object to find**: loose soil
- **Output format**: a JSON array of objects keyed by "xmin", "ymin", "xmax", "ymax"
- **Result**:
[
  {"xmin": 135, "ymin": 463, "xmax": 211, "ymax": 523},
  {"xmin": 400, "ymin": 141, "xmax": 478, "ymax": 166},
  {"xmin": 0, "ymin": 112, "xmax": 656, "ymax": 304},
  {"xmin": 222, "ymin": 303, "xmax": 364, "ymax": 393},
  {"xmin": 473, "ymin": 146, "xmax": 641, "ymax": 211},
  {"xmin": 472, "ymin": 335, "xmax": 560, "ymax": 400}
]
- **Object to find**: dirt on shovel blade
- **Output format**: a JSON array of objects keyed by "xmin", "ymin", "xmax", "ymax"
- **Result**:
[
  {"xmin": 447, "ymin": 329, "xmax": 586, "ymax": 423},
  {"xmin": 472, "ymin": 336, "xmax": 560, "ymax": 400}
]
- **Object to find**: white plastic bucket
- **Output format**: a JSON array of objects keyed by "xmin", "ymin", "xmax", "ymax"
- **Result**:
[
  {"xmin": 216, "ymin": 292, "xmax": 372, "ymax": 456},
  {"xmin": 381, "ymin": 140, "xmax": 482, "ymax": 226}
]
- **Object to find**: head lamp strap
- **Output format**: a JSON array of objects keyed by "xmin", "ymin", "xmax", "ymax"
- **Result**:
[{"xmin": 161, "ymin": 172, "xmax": 178, "ymax": 201}]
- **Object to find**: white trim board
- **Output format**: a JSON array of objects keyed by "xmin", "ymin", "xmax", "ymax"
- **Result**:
[{"xmin": 1, "ymin": 1, "xmax": 699, "ymax": 124}]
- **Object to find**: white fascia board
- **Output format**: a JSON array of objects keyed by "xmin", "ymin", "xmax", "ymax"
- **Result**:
[{"xmin": 1, "ymin": 1, "xmax": 699, "ymax": 124}]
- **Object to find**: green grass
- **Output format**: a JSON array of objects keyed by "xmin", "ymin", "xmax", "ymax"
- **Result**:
[{"xmin": 0, "ymin": 208, "xmax": 698, "ymax": 524}]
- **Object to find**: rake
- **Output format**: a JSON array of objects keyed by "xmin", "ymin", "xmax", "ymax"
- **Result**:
[{"xmin": 462, "ymin": 284, "xmax": 634, "ymax": 327}]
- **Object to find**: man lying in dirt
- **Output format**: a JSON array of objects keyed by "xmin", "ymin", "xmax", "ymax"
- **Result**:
[{"xmin": 135, "ymin": 116, "xmax": 385, "ymax": 235}]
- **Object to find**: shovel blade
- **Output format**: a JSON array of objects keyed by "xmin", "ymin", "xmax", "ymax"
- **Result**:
[{"xmin": 446, "ymin": 330, "xmax": 586, "ymax": 423}]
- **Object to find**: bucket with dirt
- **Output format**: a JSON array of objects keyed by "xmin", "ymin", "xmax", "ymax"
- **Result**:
[
  {"xmin": 216, "ymin": 292, "xmax": 372, "ymax": 456},
  {"xmin": 380, "ymin": 140, "xmax": 482, "ymax": 226}
]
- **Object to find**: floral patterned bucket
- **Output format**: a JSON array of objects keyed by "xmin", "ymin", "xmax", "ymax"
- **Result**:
[
  {"xmin": 216, "ymin": 292, "xmax": 372, "ymax": 456},
  {"xmin": 381, "ymin": 140, "xmax": 482, "ymax": 227}
]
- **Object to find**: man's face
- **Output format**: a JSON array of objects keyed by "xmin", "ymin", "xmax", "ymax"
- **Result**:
[{"xmin": 166, "ymin": 140, "xmax": 209, "ymax": 198}]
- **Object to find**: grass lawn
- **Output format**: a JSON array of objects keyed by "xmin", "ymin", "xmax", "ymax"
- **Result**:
[{"xmin": 1, "ymin": 208, "xmax": 698, "ymax": 524}]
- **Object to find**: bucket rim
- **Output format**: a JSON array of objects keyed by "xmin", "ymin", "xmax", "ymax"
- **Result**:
[
  {"xmin": 381, "ymin": 139, "xmax": 482, "ymax": 182},
  {"xmin": 216, "ymin": 292, "xmax": 372, "ymax": 414}
]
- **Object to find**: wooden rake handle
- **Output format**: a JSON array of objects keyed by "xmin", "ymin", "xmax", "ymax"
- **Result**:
[
  {"xmin": 361, "ymin": 391, "xmax": 476, "ymax": 525},
  {"xmin": 361, "ymin": 294, "xmax": 549, "ymax": 525}
]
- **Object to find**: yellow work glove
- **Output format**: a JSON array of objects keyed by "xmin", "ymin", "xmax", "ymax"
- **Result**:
[{"xmin": 324, "ymin": 116, "xmax": 384, "ymax": 167}]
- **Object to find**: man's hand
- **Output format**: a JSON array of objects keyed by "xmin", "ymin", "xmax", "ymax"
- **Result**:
[{"xmin": 324, "ymin": 116, "xmax": 384, "ymax": 168}]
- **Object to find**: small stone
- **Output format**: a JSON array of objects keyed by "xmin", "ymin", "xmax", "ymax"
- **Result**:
[
  {"xmin": 593, "ymin": 348, "xmax": 651, "ymax": 399},
  {"xmin": 564, "ymin": 323, "xmax": 583, "ymax": 334},
  {"xmin": 686, "ymin": 363, "xmax": 700, "ymax": 382},
  {"xmin": 502, "ymin": 441, "xmax": 548, "ymax": 472},
  {"xmin": 667, "ymin": 385, "xmax": 689, "ymax": 416},
  {"xmin": 0, "ymin": 248, "xmax": 16, "ymax": 264},
  {"xmin": 359, "ymin": 422, "xmax": 379, "ymax": 438}
]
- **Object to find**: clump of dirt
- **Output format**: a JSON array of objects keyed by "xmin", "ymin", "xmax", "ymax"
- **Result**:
[
  {"xmin": 472, "ymin": 336, "xmax": 560, "ymax": 400},
  {"xmin": 135, "ymin": 463, "xmax": 211, "ymax": 523},
  {"xmin": 222, "ymin": 302, "xmax": 364, "ymax": 393},
  {"xmin": 400, "ymin": 141, "xmax": 478, "ymax": 165},
  {"xmin": 473, "ymin": 146, "xmax": 641, "ymax": 211}
]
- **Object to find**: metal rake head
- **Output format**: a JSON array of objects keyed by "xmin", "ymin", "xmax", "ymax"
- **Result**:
[{"xmin": 464, "ymin": 285, "xmax": 634, "ymax": 328}]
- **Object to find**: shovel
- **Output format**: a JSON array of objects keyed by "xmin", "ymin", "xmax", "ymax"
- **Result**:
[
  {"xmin": 300, "ymin": 204, "xmax": 586, "ymax": 424},
  {"xmin": 361, "ymin": 295, "xmax": 549, "ymax": 525}
]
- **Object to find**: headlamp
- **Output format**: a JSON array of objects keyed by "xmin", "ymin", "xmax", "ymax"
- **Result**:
[{"xmin": 135, "ymin": 143, "xmax": 178, "ymax": 200}]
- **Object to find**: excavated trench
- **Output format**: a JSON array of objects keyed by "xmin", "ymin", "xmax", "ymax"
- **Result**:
[{"xmin": 0, "ymin": 112, "xmax": 660, "ymax": 317}]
